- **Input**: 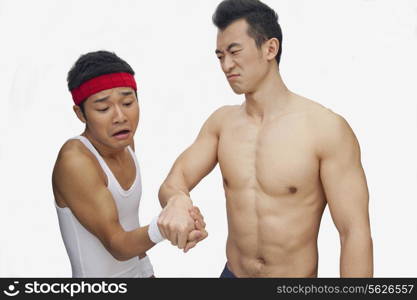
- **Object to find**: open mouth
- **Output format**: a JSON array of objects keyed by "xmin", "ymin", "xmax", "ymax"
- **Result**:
[{"xmin": 113, "ymin": 129, "xmax": 130, "ymax": 137}]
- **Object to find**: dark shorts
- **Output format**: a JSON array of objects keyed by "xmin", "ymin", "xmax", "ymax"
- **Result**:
[{"xmin": 220, "ymin": 263, "xmax": 237, "ymax": 278}]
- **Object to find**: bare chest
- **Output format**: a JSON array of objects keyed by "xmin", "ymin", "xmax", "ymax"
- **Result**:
[{"xmin": 218, "ymin": 118, "xmax": 319, "ymax": 196}]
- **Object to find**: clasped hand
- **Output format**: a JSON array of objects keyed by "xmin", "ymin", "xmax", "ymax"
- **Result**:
[{"xmin": 158, "ymin": 195, "xmax": 208, "ymax": 253}]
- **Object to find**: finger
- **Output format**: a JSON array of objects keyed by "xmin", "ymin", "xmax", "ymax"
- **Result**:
[
  {"xmin": 169, "ymin": 232, "xmax": 177, "ymax": 246},
  {"xmin": 168, "ymin": 228, "xmax": 178, "ymax": 246},
  {"xmin": 189, "ymin": 206, "xmax": 203, "ymax": 218},
  {"xmin": 190, "ymin": 215, "xmax": 204, "ymax": 230},
  {"xmin": 198, "ymin": 218, "xmax": 206, "ymax": 229},
  {"xmin": 194, "ymin": 219, "xmax": 204, "ymax": 231},
  {"xmin": 184, "ymin": 241, "xmax": 197, "ymax": 253},
  {"xmin": 192, "ymin": 207, "xmax": 204, "ymax": 222},
  {"xmin": 157, "ymin": 216, "xmax": 168, "ymax": 239},
  {"xmin": 188, "ymin": 207, "xmax": 197, "ymax": 216},
  {"xmin": 199, "ymin": 229, "xmax": 208, "ymax": 241},
  {"xmin": 190, "ymin": 211, "xmax": 205, "ymax": 228},
  {"xmin": 192, "ymin": 206, "xmax": 201, "ymax": 214},
  {"xmin": 184, "ymin": 229, "xmax": 207, "ymax": 253},
  {"xmin": 177, "ymin": 226, "xmax": 191, "ymax": 249},
  {"xmin": 194, "ymin": 225, "xmax": 208, "ymax": 243},
  {"xmin": 187, "ymin": 229, "xmax": 202, "ymax": 242},
  {"xmin": 194, "ymin": 211, "xmax": 206, "ymax": 228},
  {"xmin": 188, "ymin": 210, "xmax": 196, "ymax": 219}
]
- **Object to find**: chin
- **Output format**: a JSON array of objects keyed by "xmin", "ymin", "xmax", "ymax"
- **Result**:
[
  {"xmin": 230, "ymin": 85, "xmax": 246, "ymax": 95},
  {"xmin": 118, "ymin": 137, "xmax": 133, "ymax": 146},
  {"xmin": 108, "ymin": 137, "xmax": 132, "ymax": 148}
]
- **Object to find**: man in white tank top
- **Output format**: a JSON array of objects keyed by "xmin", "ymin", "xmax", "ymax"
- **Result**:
[{"xmin": 52, "ymin": 51, "xmax": 207, "ymax": 278}]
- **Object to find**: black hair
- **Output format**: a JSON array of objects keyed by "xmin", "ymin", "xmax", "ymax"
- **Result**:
[
  {"xmin": 67, "ymin": 50, "xmax": 135, "ymax": 117},
  {"xmin": 213, "ymin": 0, "xmax": 283, "ymax": 66}
]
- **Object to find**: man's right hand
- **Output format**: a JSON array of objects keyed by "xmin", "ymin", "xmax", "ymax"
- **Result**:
[{"xmin": 157, "ymin": 194, "xmax": 195, "ymax": 249}]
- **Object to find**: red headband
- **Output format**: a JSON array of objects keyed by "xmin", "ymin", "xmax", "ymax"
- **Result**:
[{"xmin": 71, "ymin": 72, "xmax": 137, "ymax": 105}]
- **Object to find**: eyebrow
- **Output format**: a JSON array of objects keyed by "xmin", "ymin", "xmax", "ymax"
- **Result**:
[
  {"xmin": 215, "ymin": 42, "xmax": 242, "ymax": 55},
  {"xmin": 93, "ymin": 91, "xmax": 133, "ymax": 103},
  {"xmin": 120, "ymin": 91, "xmax": 133, "ymax": 96},
  {"xmin": 94, "ymin": 96, "xmax": 110, "ymax": 103}
]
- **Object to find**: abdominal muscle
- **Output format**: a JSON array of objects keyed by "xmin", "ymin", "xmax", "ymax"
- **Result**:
[{"xmin": 224, "ymin": 187, "xmax": 326, "ymax": 278}]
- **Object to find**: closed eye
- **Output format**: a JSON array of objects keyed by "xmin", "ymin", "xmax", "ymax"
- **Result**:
[
  {"xmin": 97, "ymin": 107, "xmax": 109, "ymax": 112},
  {"xmin": 123, "ymin": 101, "xmax": 134, "ymax": 106}
]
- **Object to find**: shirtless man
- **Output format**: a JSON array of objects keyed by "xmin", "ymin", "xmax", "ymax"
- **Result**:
[
  {"xmin": 158, "ymin": 0, "xmax": 373, "ymax": 277},
  {"xmin": 52, "ymin": 51, "xmax": 206, "ymax": 277}
]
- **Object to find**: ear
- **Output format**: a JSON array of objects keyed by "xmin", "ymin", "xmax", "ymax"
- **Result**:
[
  {"xmin": 73, "ymin": 105, "xmax": 86, "ymax": 123},
  {"xmin": 264, "ymin": 37, "xmax": 279, "ymax": 62}
]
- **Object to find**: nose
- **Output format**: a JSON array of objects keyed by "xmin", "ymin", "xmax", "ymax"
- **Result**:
[
  {"xmin": 112, "ymin": 104, "xmax": 127, "ymax": 124},
  {"xmin": 221, "ymin": 55, "xmax": 235, "ymax": 74}
]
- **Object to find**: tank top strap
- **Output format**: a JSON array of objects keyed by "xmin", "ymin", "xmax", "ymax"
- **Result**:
[
  {"xmin": 127, "ymin": 146, "xmax": 141, "ymax": 178},
  {"xmin": 70, "ymin": 136, "xmax": 114, "ymax": 180}
]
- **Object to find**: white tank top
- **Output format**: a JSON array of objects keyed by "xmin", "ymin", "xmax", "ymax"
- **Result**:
[{"xmin": 55, "ymin": 135, "xmax": 154, "ymax": 278}]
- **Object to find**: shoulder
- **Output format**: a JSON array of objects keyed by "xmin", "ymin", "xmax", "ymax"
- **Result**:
[
  {"xmin": 291, "ymin": 95, "xmax": 359, "ymax": 158},
  {"xmin": 201, "ymin": 105, "xmax": 240, "ymax": 134},
  {"xmin": 209, "ymin": 105, "xmax": 239, "ymax": 121},
  {"xmin": 291, "ymin": 95, "xmax": 352, "ymax": 136},
  {"xmin": 306, "ymin": 104, "xmax": 359, "ymax": 159},
  {"xmin": 53, "ymin": 139, "xmax": 104, "ymax": 188},
  {"xmin": 55, "ymin": 139, "xmax": 94, "ymax": 167},
  {"xmin": 308, "ymin": 105, "xmax": 350, "ymax": 135}
]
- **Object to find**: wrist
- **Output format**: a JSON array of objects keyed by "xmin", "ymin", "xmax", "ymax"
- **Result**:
[
  {"xmin": 167, "ymin": 193, "xmax": 192, "ymax": 206},
  {"xmin": 148, "ymin": 216, "xmax": 165, "ymax": 244}
]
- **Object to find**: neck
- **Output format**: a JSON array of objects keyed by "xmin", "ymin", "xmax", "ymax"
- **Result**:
[
  {"xmin": 82, "ymin": 131, "xmax": 127, "ymax": 161},
  {"xmin": 244, "ymin": 70, "xmax": 292, "ymax": 121}
]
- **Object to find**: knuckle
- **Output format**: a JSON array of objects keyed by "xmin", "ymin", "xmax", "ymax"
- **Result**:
[{"xmin": 177, "ymin": 225, "xmax": 186, "ymax": 233}]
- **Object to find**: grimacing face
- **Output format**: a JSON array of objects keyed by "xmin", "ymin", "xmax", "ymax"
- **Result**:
[
  {"xmin": 75, "ymin": 87, "xmax": 139, "ymax": 150},
  {"xmin": 216, "ymin": 19, "xmax": 271, "ymax": 95}
]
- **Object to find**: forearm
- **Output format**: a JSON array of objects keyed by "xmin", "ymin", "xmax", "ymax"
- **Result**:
[
  {"xmin": 340, "ymin": 231, "xmax": 373, "ymax": 277},
  {"xmin": 159, "ymin": 171, "xmax": 192, "ymax": 207},
  {"xmin": 109, "ymin": 226, "xmax": 156, "ymax": 261}
]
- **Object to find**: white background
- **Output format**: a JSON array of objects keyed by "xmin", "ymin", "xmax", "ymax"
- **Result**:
[{"xmin": 0, "ymin": 0, "xmax": 416, "ymax": 277}]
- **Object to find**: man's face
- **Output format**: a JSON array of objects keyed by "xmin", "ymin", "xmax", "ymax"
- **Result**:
[
  {"xmin": 216, "ymin": 19, "xmax": 269, "ymax": 94},
  {"xmin": 77, "ymin": 87, "xmax": 139, "ymax": 150}
]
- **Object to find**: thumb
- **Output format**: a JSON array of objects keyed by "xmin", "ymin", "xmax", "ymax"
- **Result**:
[
  {"xmin": 187, "ymin": 229, "xmax": 202, "ymax": 242},
  {"xmin": 183, "ymin": 241, "xmax": 197, "ymax": 253}
]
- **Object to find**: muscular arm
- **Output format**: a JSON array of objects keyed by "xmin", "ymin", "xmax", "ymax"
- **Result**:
[
  {"xmin": 159, "ymin": 109, "xmax": 222, "ymax": 205},
  {"xmin": 53, "ymin": 151, "xmax": 154, "ymax": 261},
  {"xmin": 158, "ymin": 106, "xmax": 228, "ymax": 248},
  {"xmin": 318, "ymin": 113, "xmax": 373, "ymax": 277}
]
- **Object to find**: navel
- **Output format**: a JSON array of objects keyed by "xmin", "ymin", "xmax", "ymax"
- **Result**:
[{"xmin": 257, "ymin": 257, "xmax": 266, "ymax": 265}]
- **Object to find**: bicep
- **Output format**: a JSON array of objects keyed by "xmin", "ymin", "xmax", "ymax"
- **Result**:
[
  {"xmin": 55, "ymin": 156, "xmax": 123, "ymax": 245},
  {"xmin": 319, "ymin": 118, "xmax": 370, "ymax": 235}
]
